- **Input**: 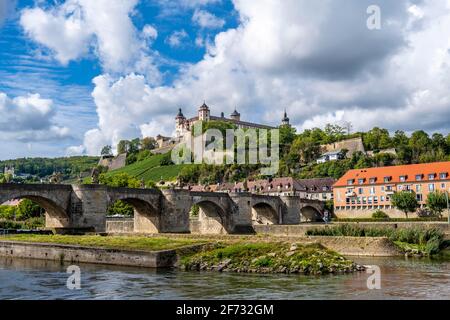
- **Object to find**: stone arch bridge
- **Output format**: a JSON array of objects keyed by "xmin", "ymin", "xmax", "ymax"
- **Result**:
[{"xmin": 0, "ymin": 184, "xmax": 324, "ymax": 234}]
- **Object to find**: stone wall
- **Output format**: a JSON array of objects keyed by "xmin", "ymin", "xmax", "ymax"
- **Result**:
[
  {"xmin": 0, "ymin": 240, "xmax": 177, "ymax": 268},
  {"xmin": 106, "ymin": 218, "xmax": 134, "ymax": 233}
]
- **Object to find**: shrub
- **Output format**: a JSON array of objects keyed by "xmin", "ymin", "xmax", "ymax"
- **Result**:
[
  {"xmin": 107, "ymin": 200, "xmax": 134, "ymax": 216},
  {"xmin": 372, "ymin": 210, "xmax": 389, "ymax": 220}
]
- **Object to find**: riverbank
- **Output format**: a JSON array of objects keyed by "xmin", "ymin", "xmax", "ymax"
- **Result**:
[{"xmin": 0, "ymin": 234, "xmax": 364, "ymax": 273}]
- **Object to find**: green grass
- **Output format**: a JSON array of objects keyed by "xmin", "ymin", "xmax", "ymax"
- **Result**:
[
  {"xmin": 306, "ymin": 224, "xmax": 445, "ymax": 255},
  {"xmin": 105, "ymin": 154, "xmax": 187, "ymax": 183},
  {"xmin": 180, "ymin": 242, "xmax": 357, "ymax": 274},
  {"xmin": 0, "ymin": 234, "xmax": 205, "ymax": 251}
]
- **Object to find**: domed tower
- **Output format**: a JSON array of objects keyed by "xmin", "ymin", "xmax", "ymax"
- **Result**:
[
  {"xmin": 198, "ymin": 102, "xmax": 210, "ymax": 121},
  {"xmin": 175, "ymin": 108, "xmax": 186, "ymax": 137},
  {"xmin": 230, "ymin": 108, "xmax": 241, "ymax": 121},
  {"xmin": 281, "ymin": 109, "xmax": 290, "ymax": 127}
]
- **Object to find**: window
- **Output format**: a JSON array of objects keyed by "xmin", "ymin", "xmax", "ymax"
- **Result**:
[
  {"xmin": 370, "ymin": 187, "xmax": 375, "ymax": 194},
  {"xmin": 381, "ymin": 196, "xmax": 385, "ymax": 202},
  {"xmin": 398, "ymin": 185, "xmax": 403, "ymax": 191},
  {"xmin": 415, "ymin": 184, "xmax": 421, "ymax": 192},
  {"xmin": 441, "ymin": 183, "xmax": 446, "ymax": 189},
  {"xmin": 384, "ymin": 176, "xmax": 392, "ymax": 183},
  {"xmin": 369, "ymin": 177, "xmax": 377, "ymax": 184},
  {"xmin": 381, "ymin": 186, "xmax": 385, "ymax": 191},
  {"xmin": 428, "ymin": 184, "xmax": 435, "ymax": 192},
  {"xmin": 440, "ymin": 172, "xmax": 448, "ymax": 179},
  {"xmin": 347, "ymin": 179, "xmax": 355, "ymax": 185},
  {"xmin": 358, "ymin": 178, "xmax": 365, "ymax": 185},
  {"xmin": 358, "ymin": 188, "xmax": 364, "ymax": 195},
  {"xmin": 416, "ymin": 194, "xmax": 423, "ymax": 202},
  {"xmin": 428, "ymin": 173, "xmax": 436, "ymax": 180},
  {"xmin": 415, "ymin": 174, "xmax": 423, "ymax": 181},
  {"xmin": 400, "ymin": 175, "xmax": 407, "ymax": 182}
]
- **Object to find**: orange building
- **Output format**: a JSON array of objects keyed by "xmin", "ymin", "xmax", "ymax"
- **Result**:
[{"xmin": 333, "ymin": 161, "xmax": 450, "ymax": 218}]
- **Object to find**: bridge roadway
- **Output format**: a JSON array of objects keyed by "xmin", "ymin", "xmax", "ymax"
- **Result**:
[{"xmin": 0, "ymin": 184, "xmax": 324, "ymax": 234}]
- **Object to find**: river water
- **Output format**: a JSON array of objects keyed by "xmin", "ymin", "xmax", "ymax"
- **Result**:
[{"xmin": 0, "ymin": 256, "xmax": 448, "ymax": 300}]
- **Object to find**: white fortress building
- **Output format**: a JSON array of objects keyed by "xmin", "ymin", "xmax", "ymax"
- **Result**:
[{"xmin": 175, "ymin": 102, "xmax": 290, "ymax": 138}]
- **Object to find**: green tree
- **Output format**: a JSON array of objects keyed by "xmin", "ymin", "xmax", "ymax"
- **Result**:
[
  {"xmin": 101, "ymin": 145, "xmax": 113, "ymax": 156},
  {"xmin": 141, "ymin": 137, "xmax": 158, "ymax": 151},
  {"xmin": 426, "ymin": 191, "xmax": 448, "ymax": 218},
  {"xmin": 391, "ymin": 191, "xmax": 419, "ymax": 218},
  {"xmin": 99, "ymin": 173, "xmax": 141, "ymax": 188},
  {"xmin": 290, "ymin": 136, "xmax": 321, "ymax": 165},
  {"xmin": 409, "ymin": 130, "xmax": 431, "ymax": 163},
  {"xmin": 16, "ymin": 199, "xmax": 44, "ymax": 220},
  {"xmin": 324, "ymin": 123, "xmax": 346, "ymax": 143},
  {"xmin": 107, "ymin": 200, "xmax": 134, "ymax": 216},
  {"xmin": 363, "ymin": 127, "xmax": 392, "ymax": 151},
  {"xmin": 117, "ymin": 140, "xmax": 131, "ymax": 154}
]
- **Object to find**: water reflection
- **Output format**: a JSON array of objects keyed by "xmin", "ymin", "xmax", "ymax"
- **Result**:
[{"xmin": 0, "ymin": 256, "xmax": 448, "ymax": 300}]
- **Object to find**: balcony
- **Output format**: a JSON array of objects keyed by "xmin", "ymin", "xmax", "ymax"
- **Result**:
[{"xmin": 345, "ymin": 191, "xmax": 357, "ymax": 197}]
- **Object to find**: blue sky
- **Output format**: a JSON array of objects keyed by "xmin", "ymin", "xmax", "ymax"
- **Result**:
[{"xmin": 1, "ymin": 0, "xmax": 450, "ymax": 160}]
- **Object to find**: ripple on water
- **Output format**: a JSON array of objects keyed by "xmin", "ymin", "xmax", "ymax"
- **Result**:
[{"xmin": 0, "ymin": 256, "xmax": 449, "ymax": 300}]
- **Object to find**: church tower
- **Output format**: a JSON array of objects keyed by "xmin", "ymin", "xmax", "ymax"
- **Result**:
[
  {"xmin": 281, "ymin": 109, "xmax": 290, "ymax": 127},
  {"xmin": 230, "ymin": 108, "xmax": 241, "ymax": 121},
  {"xmin": 175, "ymin": 108, "xmax": 186, "ymax": 137},
  {"xmin": 198, "ymin": 102, "xmax": 210, "ymax": 121}
]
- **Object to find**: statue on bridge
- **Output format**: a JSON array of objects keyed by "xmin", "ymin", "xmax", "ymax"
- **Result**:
[
  {"xmin": 91, "ymin": 167, "xmax": 100, "ymax": 184},
  {"xmin": 49, "ymin": 172, "xmax": 62, "ymax": 184}
]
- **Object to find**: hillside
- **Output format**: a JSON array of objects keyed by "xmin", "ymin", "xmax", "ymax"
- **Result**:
[
  {"xmin": 105, "ymin": 153, "xmax": 186, "ymax": 183},
  {"xmin": 0, "ymin": 156, "xmax": 100, "ymax": 182}
]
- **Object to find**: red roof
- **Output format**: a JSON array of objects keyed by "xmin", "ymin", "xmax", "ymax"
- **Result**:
[{"xmin": 334, "ymin": 161, "xmax": 450, "ymax": 187}]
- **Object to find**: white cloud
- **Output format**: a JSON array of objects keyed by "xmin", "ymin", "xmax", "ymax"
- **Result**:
[
  {"xmin": 165, "ymin": 29, "xmax": 189, "ymax": 48},
  {"xmin": 192, "ymin": 9, "xmax": 225, "ymax": 29},
  {"xmin": 20, "ymin": 0, "xmax": 161, "ymax": 83},
  {"xmin": 0, "ymin": 92, "xmax": 70, "ymax": 142},
  {"xmin": 142, "ymin": 24, "xmax": 158, "ymax": 41},
  {"xmin": 64, "ymin": 0, "xmax": 450, "ymax": 156}
]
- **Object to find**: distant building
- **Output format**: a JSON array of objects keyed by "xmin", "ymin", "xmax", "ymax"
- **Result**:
[
  {"xmin": 317, "ymin": 137, "xmax": 365, "ymax": 163},
  {"xmin": 333, "ymin": 161, "xmax": 450, "ymax": 218},
  {"xmin": 3, "ymin": 166, "xmax": 15, "ymax": 177},
  {"xmin": 316, "ymin": 150, "xmax": 345, "ymax": 164},
  {"xmin": 175, "ymin": 102, "xmax": 282, "ymax": 138},
  {"xmin": 298, "ymin": 178, "xmax": 336, "ymax": 201}
]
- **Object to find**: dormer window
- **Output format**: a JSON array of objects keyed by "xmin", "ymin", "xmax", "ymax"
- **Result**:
[
  {"xmin": 428, "ymin": 173, "xmax": 436, "ymax": 180},
  {"xmin": 440, "ymin": 172, "xmax": 448, "ymax": 179},
  {"xmin": 347, "ymin": 179, "xmax": 355, "ymax": 185},
  {"xmin": 358, "ymin": 178, "xmax": 365, "ymax": 185},
  {"xmin": 384, "ymin": 176, "xmax": 392, "ymax": 183},
  {"xmin": 369, "ymin": 177, "xmax": 377, "ymax": 184},
  {"xmin": 400, "ymin": 175, "xmax": 407, "ymax": 182},
  {"xmin": 415, "ymin": 174, "xmax": 423, "ymax": 181}
]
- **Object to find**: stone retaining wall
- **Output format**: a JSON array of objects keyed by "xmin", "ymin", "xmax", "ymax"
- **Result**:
[
  {"xmin": 306, "ymin": 236, "xmax": 402, "ymax": 256},
  {"xmin": 0, "ymin": 241, "xmax": 177, "ymax": 268},
  {"xmin": 106, "ymin": 218, "xmax": 134, "ymax": 233}
]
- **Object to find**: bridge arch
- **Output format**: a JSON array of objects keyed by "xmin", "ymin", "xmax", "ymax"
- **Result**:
[
  {"xmin": 110, "ymin": 196, "xmax": 160, "ymax": 233},
  {"xmin": 300, "ymin": 205, "xmax": 323, "ymax": 222},
  {"xmin": 252, "ymin": 202, "xmax": 279, "ymax": 225},
  {"xmin": 193, "ymin": 199, "xmax": 229, "ymax": 234},
  {"xmin": 0, "ymin": 193, "xmax": 69, "ymax": 228}
]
